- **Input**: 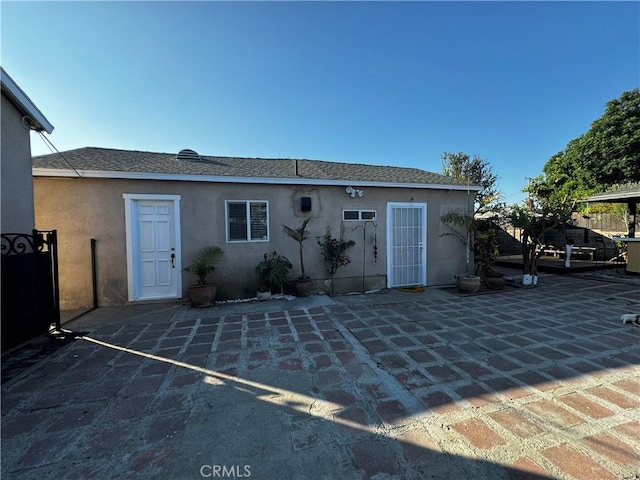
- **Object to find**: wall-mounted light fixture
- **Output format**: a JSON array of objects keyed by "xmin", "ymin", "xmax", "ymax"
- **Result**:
[{"xmin": 345, "ymin": 186, "xmax": 363, "ymax": 198}]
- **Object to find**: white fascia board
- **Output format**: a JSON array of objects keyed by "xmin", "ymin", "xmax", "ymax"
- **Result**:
[
  {"xmin": 1, "ymin": 67, "xmax": 54, "ymax": 134},
  {"xmin": 32, "ymin": 168, "xmax": 483, "ymax": 192}
]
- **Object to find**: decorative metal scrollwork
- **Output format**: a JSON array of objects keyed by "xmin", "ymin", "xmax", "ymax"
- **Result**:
[
  {"xmin": 1, "ymin": 233, "xmax": 36, "ymax": 256},
  {"xmin": 1, "ymin": 230, "xmax": 55, "ymax": 256}
]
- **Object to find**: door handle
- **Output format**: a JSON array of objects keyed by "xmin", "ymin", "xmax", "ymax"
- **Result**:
[{"xmin": 171, "ymin": 253, "xmax": 176, "ymax": 268}]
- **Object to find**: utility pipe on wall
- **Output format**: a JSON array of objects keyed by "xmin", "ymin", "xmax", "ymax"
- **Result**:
[{"xmin": 91, "ymin": 239, "xmax": 98, "ymax": 309}]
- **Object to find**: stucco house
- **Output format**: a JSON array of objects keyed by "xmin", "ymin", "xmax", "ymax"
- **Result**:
[
  {"xmin": 32, "ymin": 147, "xmax": 480, "ymax": 310},
  {"xmin": 1, "ymin": 67, "xmax": 54, "ymax": 233}
]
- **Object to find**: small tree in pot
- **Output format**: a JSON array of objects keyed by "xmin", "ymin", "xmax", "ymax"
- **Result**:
[
  {"xmin": 317, "ymin": 230, "xmax": 355, "ymax": 295},
  {"xmin": 475, "ymin": 229, "xmax": 505, "ymax": 290},
  {"xmin": 440, "ymin": 209, "xmax": 481, "ymax": 292},
  {"xmin": 440, "ymin": 152, "xmax": 501, "ymax": 293},
  {"xmin": 283, "ymin": 217, "xmax": 313, "ymax": 296},
  {"xmin": 183, "ymin": 245, "xmax": 223, "ymax": 307},
  {"xmin": 254, "ymin": 251, "xmax": 293, "ymax": 300}
]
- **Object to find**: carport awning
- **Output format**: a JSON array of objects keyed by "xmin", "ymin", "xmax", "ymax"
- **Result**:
[
  {"xmin": 581, "ymin": 186, "xmax": 639, "ymax": 238},
  {"xmin": 581, "ymin": 186, "xmax": 640, "ymax": 204}
]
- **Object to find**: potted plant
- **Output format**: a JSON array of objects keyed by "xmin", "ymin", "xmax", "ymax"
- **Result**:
[
  {"xmin": 440, "ymin": 209, "xmax": 481, "ymax": 293},
  {"xmin": 254, "ymin": 251, "xmax": 293, "ymax": 300},
  {"xmin": 283, "ymin": 217, "xmax": 314, "ymax": 297},
  {"xmin": 475, "ymin": 229, "xmax": 505, "ymax": 290},
  {"xmin": 317, "ymin": 230, "xmax": 355, "ymax": 295},
  {"xmin": 183, "ymin": 245, "xmax": 223, "ymax": 307},
  {"xmin": 440, "ymin": 152, "xmax": 501, "ymax": 293}
]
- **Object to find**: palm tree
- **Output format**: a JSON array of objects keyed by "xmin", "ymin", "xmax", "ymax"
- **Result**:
[
  {"xmin": 283, "ymin": 217, "xmax": 312, "ymax": 279},
  {"xmin": 182, "ymin": 245, "xmax": 223, "ymax": 285}
]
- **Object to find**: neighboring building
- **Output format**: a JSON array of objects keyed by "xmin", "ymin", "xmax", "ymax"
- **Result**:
[
  {"xmin": 1, "ymin": 67, "xmax": 54, "ymax": 233},
  {"xmin": 33, "ymin": 147, "xmax": 480, "ymax": 309},
  {"xmin": 582, "ymin": 186, "xmax": 640, "ymax": 274}
]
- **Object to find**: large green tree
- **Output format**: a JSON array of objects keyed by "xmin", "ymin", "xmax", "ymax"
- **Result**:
[{"xmin": 529, "ymin": 88, "xmax": 640, "ymax": 210}]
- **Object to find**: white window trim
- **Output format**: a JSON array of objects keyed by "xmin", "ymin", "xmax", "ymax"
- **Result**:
[
  {"xmin": 343, "ymin": 209, "xmax": 377, "ymax": 221},
  {"xmin": 225, "ymin": 200, "xmax": 270, "ymax": 243}
]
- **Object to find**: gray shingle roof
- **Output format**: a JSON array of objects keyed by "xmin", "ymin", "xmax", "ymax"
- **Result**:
[{"xmin": 33, "ymin": 146, "xmax": 473, "ymax": 187}]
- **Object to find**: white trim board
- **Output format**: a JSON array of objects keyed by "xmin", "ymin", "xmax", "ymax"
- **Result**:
[
  {"xmin": 123, "ymin": 194, "xmax": 182, "ymax": 302},
  {"xmin": 386, "ymin": 202, "xmax": 428, "ymax": 288},
  {"xmin": 34, "ymin": 168, "xmax": 483, "ymax": 192},
  {"xmin": 1, "ymin": 67, "xmax": 54, "ymax": 133}
]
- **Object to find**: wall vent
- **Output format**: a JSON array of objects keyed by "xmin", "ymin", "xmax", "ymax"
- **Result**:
[{"xmin": 176, "ymin": 149, "xmax": 201, "ymax": 161}]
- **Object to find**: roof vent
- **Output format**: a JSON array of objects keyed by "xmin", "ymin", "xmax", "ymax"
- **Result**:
[{"xmin": 176, "ymin": 148, "xmax": 201, "ymax": 161}]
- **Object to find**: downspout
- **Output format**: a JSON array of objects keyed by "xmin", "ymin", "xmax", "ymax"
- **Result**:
[
  {"xmin": 466, "ymin": 165, "xmax": 471, "ymax": 276},
  {"xmin": 60, "ymin": 238, "xmax": 99, "ymax": 326},
  {"xmin": 91, "ymin": 238, "xmax": 98, "ymax": 309}
]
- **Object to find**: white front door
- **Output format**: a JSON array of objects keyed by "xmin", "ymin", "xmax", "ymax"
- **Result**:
[
  {"xmin": 124, "ymin": 194, "xmax": 182, "ymax": 301},
  {"xmin": 387, "ymin": 202, "xmax": 427, "ymax": 287}
]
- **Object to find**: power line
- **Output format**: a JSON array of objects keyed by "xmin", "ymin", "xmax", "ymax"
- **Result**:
[
  {"xmin": 36, "ymin": 131, "xmax": 82, "ymax": 178},
  {"xmin": 525, "ymin": 177, "xmax": 535, "ymax": 208}
]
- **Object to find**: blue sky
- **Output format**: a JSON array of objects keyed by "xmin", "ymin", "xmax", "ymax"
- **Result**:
[{"xmin": 2, "ymin": 1, "xmax": 638, "ymax": 203}]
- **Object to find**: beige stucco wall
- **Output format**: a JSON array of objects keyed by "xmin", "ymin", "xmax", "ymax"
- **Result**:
[
  {"xmin": 34, "ymin": 176, "xmax": 472, "ymax": 309},
  {"xmin": 1, "ymin": 95, "xmax": 36, "ymax": 233}
]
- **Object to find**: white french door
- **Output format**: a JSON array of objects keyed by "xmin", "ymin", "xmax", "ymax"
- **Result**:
[
  {"xmin": 124, "ymin": 194, "xmax": 181, "ymax": 301},
  {"xmin": 387, "ymin": 202, "xmax": 427, "ymax": 287}
]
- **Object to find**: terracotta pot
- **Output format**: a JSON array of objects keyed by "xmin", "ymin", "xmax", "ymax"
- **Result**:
[
  {"xmin": 186, "ymin": 284, "xmax": 218, "ymax": 308},
  {"xmin": 483, "ymin": 274, "xmax": 506, "ymax": 290},
  {"xmin": 456, "ymin": 275, "xmax": 481, "ymax": 293},
  {"xmin": 295, "ymin": 277, "xmax": 313, "ymax": 297}
]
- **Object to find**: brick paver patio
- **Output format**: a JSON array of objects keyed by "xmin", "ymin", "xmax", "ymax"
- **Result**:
[{"xmin": 1, "ymin": 274, "xmax": 638, "ymax": 479}]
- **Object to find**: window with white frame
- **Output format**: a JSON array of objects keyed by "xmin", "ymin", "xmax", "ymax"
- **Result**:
[
  {"xmin": 226, "ymin": 201, "xmax": 269, "ymax": 242},
  {"xmin": 343, "ymin": 209, "xmax": 377, "ymax": 221}
]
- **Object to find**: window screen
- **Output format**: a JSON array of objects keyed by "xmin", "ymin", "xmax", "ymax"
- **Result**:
[
  {"xmin": 226, "ymin": 201, "xmax": 269, "ymax": 242},
  {"xmin": 249, "ymin": 202, "xmax": 268, "ymax": 240},
  {"xmin": 343, "ymin": 210, "xmax": 360, "ymax": 221},
  {"xmin": 343, "ymin": 209, "xmax": 377, "ymax": 221}
]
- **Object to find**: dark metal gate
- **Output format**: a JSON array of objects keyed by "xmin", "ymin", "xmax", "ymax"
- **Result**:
[{"xmin": 1, "ymin": 230, "xmax": 60, "ymax": 351}]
